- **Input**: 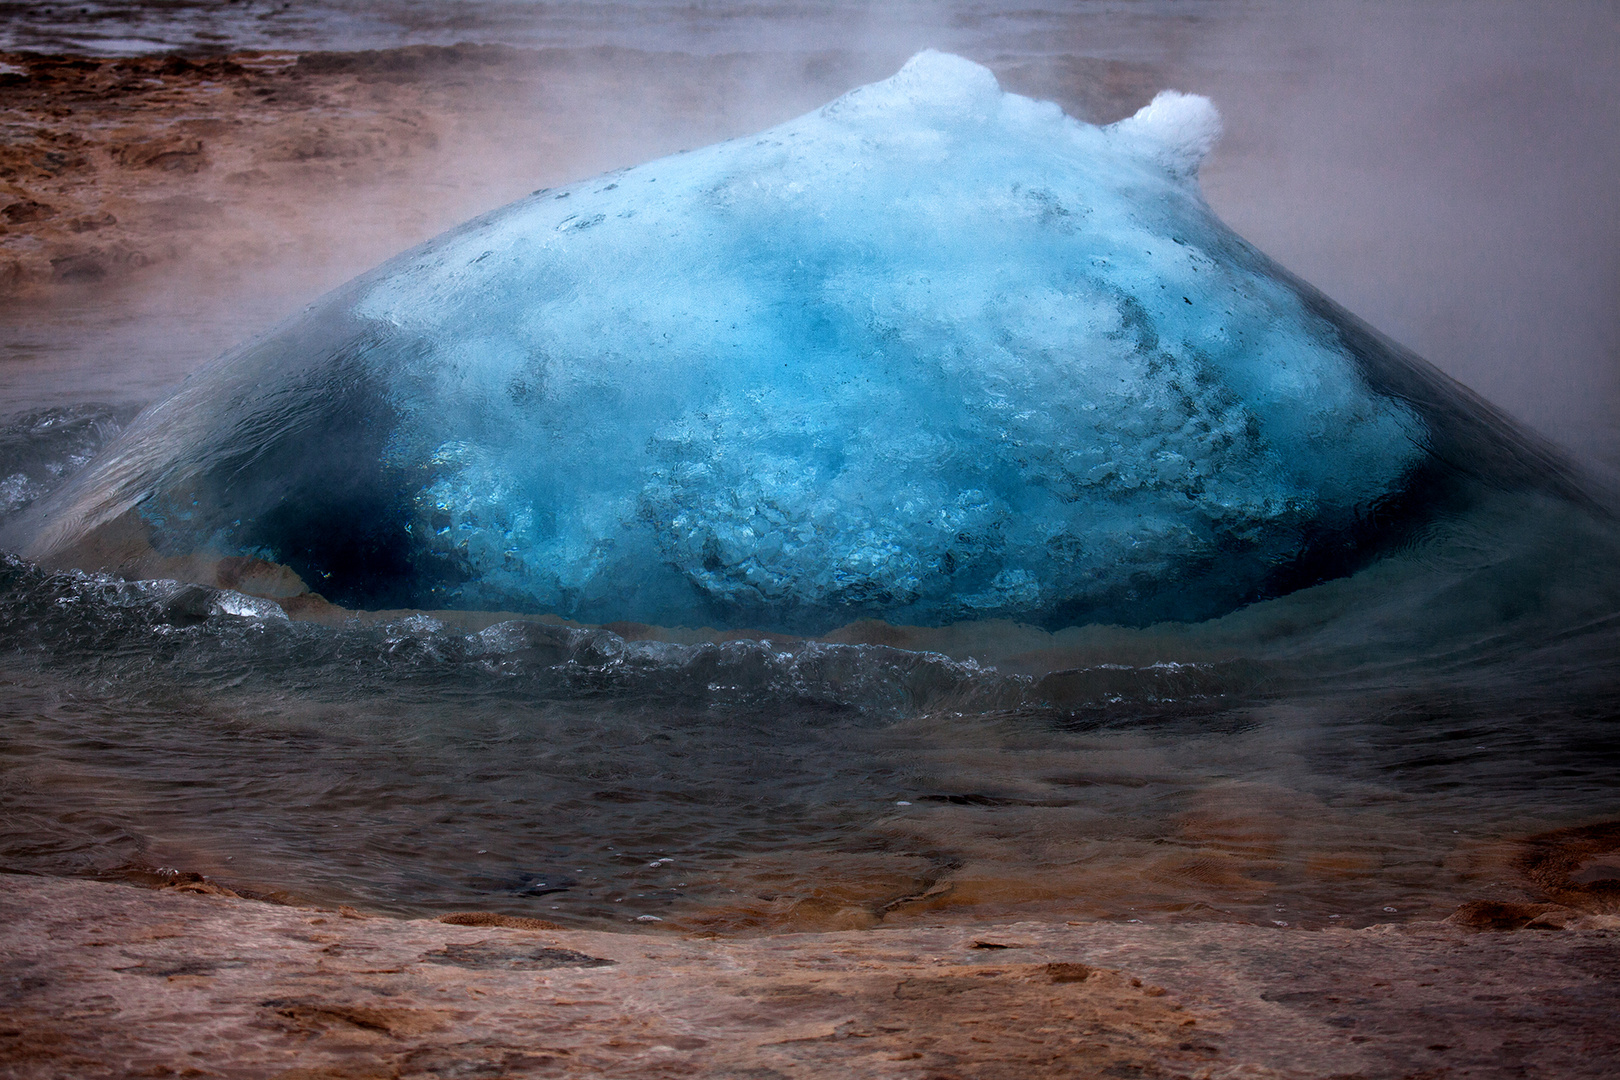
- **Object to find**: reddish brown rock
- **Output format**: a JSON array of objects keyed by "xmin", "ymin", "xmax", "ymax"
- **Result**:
[{"xmin": 3, "ymin": 873, "xmax": 1618, "ymax": 1079}]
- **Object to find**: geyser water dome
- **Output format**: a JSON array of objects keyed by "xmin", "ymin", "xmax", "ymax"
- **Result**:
[{"xmin": 10, "ymin": 52, "xmax": 1581, "ymax": 633}]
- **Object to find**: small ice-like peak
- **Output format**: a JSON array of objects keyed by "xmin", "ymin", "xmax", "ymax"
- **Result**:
[
  {"xmin": 889, "ymin": 48, "xmax": 1000, "ymax": 99},
  {"xmin": 1108, "ymin": 90, "xmax": 1222, "ymax": 179},
  {"xmin": 825, "ymin": 48, "xmax": 1001, "ymax": 119},
  {"xmin": 212, "ymin": 590, "xmax": 290, "ymax": 621}
]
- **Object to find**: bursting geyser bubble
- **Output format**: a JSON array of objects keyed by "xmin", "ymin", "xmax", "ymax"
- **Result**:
[{"xmin": 9, "ymin": 52, "xmax": 1585, "ymax": 633}]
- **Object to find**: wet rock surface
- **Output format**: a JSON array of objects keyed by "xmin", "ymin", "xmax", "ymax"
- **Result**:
[{"xmin": 3, "ymin": 873, "xmax": 1618, "ymax": 1079}]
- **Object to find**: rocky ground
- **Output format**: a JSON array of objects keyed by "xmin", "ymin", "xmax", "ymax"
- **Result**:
[
  {"xmin": 0, "ymin": 45, "xmax": 626, "ymax": 294},
  {"xmin": 2, "ymin": 872, "xmax": 1618, "ymax": 1080}
]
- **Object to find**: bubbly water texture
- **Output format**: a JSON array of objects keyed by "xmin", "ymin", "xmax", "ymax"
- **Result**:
[
  {"xmin": 0, "ymin": 405, "xmax": 134, "ymax": 526},
  {"xmin": 15, "ymin": 52, "xmax": 1569, "ymax": 631}
]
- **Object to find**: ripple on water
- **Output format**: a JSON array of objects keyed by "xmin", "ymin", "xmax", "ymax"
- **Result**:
[{"xmin": 0, "ymin": 481, "xmax": 1617, "ymax": 931}]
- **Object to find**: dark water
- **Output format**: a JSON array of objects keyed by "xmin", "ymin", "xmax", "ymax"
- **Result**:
[
  {"xmin": 1, "ymin": 402, "xmax": 1616, "ymax": 931},
  {"xmin": 1, "ymin": 1, "xmax": 1617, "ymax": 933}
]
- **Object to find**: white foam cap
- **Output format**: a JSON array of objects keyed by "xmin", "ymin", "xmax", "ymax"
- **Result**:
[
  {"xmin": 1107, "ymin": 90, "xmax": 1223, "ymax": 180},
  {"xmin": 844, "ymin": 51, "xmax": 1222, "ymax": 182},
  {"xmin": 827, "ymin": 49, "xmax": 1003, "ymax": 117}
]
